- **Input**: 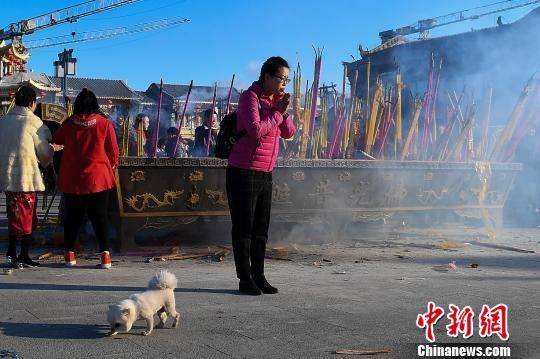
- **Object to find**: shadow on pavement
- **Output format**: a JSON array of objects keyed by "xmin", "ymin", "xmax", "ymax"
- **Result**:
[
  {"xmin": 0, "ymin": 322, "xmax": 108, "ymax": 339},
  {"xmin": 0, "ymin": 282, "xmax": 239, "ymax": 295}
]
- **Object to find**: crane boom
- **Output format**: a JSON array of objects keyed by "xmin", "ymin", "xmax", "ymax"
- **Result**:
[
  {"xmin": 24, "ymin": 17, "xmax": 190, "ymax": 49},
  {"xmin": 379, "ymin": 0, "xmax": 540, "ymax": 41},
  {"xmin": 0, "ymin": 0, "xmax": 138, "ymax": 41}
]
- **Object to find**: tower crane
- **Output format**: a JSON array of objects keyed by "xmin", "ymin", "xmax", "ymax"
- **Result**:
[
  {"xmin": 24, "ymin": 17, "xmax": 190, "ymax": 49},
  {"xmin": 0, "ymin": 0, "xmax": 139, "ymax": 41},
  {"xmin": 379, "ymin": 0, "xmax": 540, "ymax": 42},
  {"xmin": 0, "ymin": 0, "xmax": 189, "ymax": 75}
]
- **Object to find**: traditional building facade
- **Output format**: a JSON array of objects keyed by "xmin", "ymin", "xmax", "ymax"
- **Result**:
[{"xmin": 0, "ymin": 41, "xmax": 29, "ymax": 79}]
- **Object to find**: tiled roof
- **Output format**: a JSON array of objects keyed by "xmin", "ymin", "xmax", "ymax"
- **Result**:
[
  {"xmin": 135, "ymin": 91, "xmax": 155, "ymax": 105},
  {"xmin": 147, "ymin": 83, "xmax": 241, "ymax": 103},
  {"xmin": 0, "ymin": 72, "xmax": 59, "ymax": 91},
  {"xmin": 50, "ymin": 77, "xmax": 140, "ymax": 100}
]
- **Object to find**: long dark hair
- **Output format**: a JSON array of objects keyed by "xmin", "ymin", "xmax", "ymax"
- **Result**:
[
  {"xmin": 73, "ymin": 88, "xmax": 102, "ymax": 115},
  {"xmin": 15, "ymin": 86, "xmax": 36, "ymax": 107},
  {"xmin": 257, "ymin": 56, "xmax": 289, "ymax": 84}
]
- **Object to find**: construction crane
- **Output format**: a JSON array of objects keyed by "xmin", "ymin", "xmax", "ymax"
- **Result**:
[
  {"xmin": 379, "ymin": 0, "xmax": 540, "ymax": 42},
  {"xmin": 0, "ymin": 0, "xmax": 138, "ymax": 41},
  {"xmin": 24, "ymin": 17, "xmax": 190, "ymax": 49},
  {"xmin": 0, "ymin": 0, "xmax": 189, "ymax": 75}
]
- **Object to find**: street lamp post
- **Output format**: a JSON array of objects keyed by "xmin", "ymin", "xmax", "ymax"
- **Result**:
[{"xmin": 54, "ymin": 48, "xmax": 77, "ymax": 105}]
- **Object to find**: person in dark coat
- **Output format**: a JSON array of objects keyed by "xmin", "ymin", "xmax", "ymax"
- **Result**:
[{"xmin": 192, "ymin": 109, "xmax": 218, "ymax": 157}]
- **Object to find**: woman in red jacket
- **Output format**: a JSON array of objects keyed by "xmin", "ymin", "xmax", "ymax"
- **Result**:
[
  {"xmin": 226, "ymin": 56, "xmax": 296, "ymax": 295},
  {"xmin": 53, "ymin": 89, "xmax": 119, "ymax": 269}
]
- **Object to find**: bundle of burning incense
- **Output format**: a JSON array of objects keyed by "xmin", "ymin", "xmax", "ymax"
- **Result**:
[
  {"xmin": 293, "ymin": 62, "xmax": 302, "ymax": 128},
  {"xmin": 342, "ymin": 69, "xmax": 358, "ymax": 157},
  {"xmin": 173, "ymin": 80, "xmax": 193, "ymax": 157},
  {"xmin": 346, "ymin": 101, "xmax": 362, "ymax": 159},
  {"xmin": 328, "ymin": 100, "xmax": 345, "ymax": 159},
  {"xmin": 421, "ymin": 55, "xmax": 435, "ymax": 150},
  {"xmin": 366, "ymin": 58, "xmax": 371, "ymax": 119},
  {"xmin": 205, "ymin": 83, "xmax": 218, "ymax": 157},
  {"xmin": 153, "ymin": 79, "xmax": 164, "ymax": 158},
  {"xmin": 448, "ymin": 106, "xmax": 475, "ymax": 161},
  {"xmin": 377, "ymin": 88, "xmax": 395, "ymax": 158},
  {"xmin": 225, "ymin": 74, "xmax": 235, "ymax": 115},
  {"xmin": 503, "ymin": 79, "xmax": 540, "ymax": 161},
  {"xmin": 436, "ymin": 108, "xmax": 458, "ymax": 162},
  {"xmin": 365, "ymin": 79, "xmax": 383, "ymax": 155},
  {"xmin": 299, "ymin": 80, "xmax": 312, "ymax": 158},
  {"xmin": 422, "ymin": 59, "xmax": 443, "ymax": 159},
  {"xmin": 308, "ymin": 48, "xmax": 323, "ymax": 141},
  {"xmin": 137, "ymin": 122, "xmax": 144, "ymax": 157},
  {"xmin": 489, "ymin": 75, "xmax": 534, "ymax": 161},
  {"xmin": 394, "ymin": 70, "xmax": 403, "ymax": 147},
  {"xmin": 318, "ymin": 86, "xmax": 329, "ymax": 157},
  {"xmin": 121, "ymin": 116, "xmax": 130, "ymax": 156},
  {"xmin": 479, "ymin": 88, "xmax": 493, "ymax": 160},
  {"xmin": 399, "ymin": 98, "xmax": 424, "ymax": 160}
]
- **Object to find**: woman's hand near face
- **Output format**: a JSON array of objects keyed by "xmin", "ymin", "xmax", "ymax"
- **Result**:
[{"xmin": 274, "ymin": 93, "xmax": 290, "ymax": 114}]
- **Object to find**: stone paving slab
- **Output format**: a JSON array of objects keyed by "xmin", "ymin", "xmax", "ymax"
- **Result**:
[{"xmin": 0, "ymin": 227, "xmax": 539, "ymax": 358}]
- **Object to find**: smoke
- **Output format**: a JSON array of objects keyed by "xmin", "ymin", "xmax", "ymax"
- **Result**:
[{"xmin": 271, "ymin": 7, "xmax": 540, "ymax": 247}]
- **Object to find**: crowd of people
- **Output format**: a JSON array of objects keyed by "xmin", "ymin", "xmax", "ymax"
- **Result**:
[
  {"xmin": 111, "ymin": 108, "xmax": 218, "ymax": 158},
  {"xmin": 0, "ymin": 56, "xmax": 296, "ymax": 297}
]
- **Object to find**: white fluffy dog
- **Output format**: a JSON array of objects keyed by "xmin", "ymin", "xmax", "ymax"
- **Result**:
[{"xmin": 107, "ymin": 270, "xmax": 180, "ymax": 336}]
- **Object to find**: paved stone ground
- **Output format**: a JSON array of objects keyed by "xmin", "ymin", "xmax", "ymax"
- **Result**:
[{"xmin": 0, "ymin": 225, "xmax": 538, "ymax": 359}]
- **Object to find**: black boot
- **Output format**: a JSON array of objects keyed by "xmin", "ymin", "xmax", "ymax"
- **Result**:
[
  {"xmin": 250, "ymin": 237, "xmax": 278, "ymax": 294},
  {"xmin": 6, "ymin": 235, "xmax": 17, "ymax": 267},
  {"xmin": 253, "ymin": 276, "xmax": 278, "ymax": 294},
  {"xmin": 238, "ymin": 278, "xmax": 262, "ymax": 296},
  {"xmin": 232, "ymin": 235, "xmax": 260, "ymax": 295},
  {"xmin": 17, "ymin": 234, "xmax": 40, "ymax": 267}
]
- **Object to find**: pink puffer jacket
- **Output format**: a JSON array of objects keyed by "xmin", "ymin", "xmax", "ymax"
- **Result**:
[{"xmin": 228, "ymin": 82, "xmax": 296, "ymax": 172}]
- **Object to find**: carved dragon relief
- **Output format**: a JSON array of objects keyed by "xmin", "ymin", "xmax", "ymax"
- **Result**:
[
  {"xmin": 417, "ymin": 188, "xmax": 449, "ymax": 204},
  {"xmin": 273, "ymin": 183, "xmax": 292, "ymax": 204},
  {"xmin": 130, "ymin": 170, "xmax": 146, "ymax": 182},
  {"xmin": 292, "ymin": 171, "xmax": 305, "ymax": 181},
  {"xmin": 205, "ymin": 189, "xmax": 228, "ymax": 206},
  {"xmin": 188, "ymin": 170, "xmax": 204, "ymax": 182},
  {"xmin": 124, "ymin": 190, "xmax": 184, "ymax": 212},
  {"xmin": 338, "ymin": 171, "xmax": 352, "ymax": 182},
  {"xmin": 308, "ymin": 178, "xmax": 334, "ymax": 205},
  {"xmin": 186, "ymin": 186, "xmax": 201, "ymax": 209}
]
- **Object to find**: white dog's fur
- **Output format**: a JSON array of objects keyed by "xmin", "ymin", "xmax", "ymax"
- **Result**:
[{"xmin": 107, "ymin": 270, "xmax": 180, "ymax": 336}]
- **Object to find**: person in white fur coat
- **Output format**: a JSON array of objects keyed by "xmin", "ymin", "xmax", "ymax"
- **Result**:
[{"xmin": 0, "ymin": 86, "xmax": 59, "ymax": 268}]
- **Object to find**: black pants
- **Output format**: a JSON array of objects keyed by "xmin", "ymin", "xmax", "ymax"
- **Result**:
[
  {"xmin": 63, "ymin": 190, "xmax": 111, "ymax": 253},
  {"xmin": 226, "ymin": 166, "xmax": 272, "ymax": 281}
]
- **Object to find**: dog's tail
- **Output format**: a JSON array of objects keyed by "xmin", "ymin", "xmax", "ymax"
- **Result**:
[{"xmin": 148, "ymin": 270, "xmax": 178, "ymax": 290}]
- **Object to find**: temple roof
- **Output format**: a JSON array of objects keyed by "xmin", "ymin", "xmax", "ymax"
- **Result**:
[
  {"xmin": 0, "ymin": 72, "xmax": 59, "ymax": 91},
  {"xmin": 146, "ymin": 83, "xmax": 241, "ymax": 103},
  {"xmin": 50, "ymin": 77, "xmax": 141, "ymax": 100},
  {"xmin": 0, "ymin": 41, "xmax": 30, "ymax": 61},
  {"xmin": 135, "ymin": 91, "xmax": 156, "ymax": 105}
]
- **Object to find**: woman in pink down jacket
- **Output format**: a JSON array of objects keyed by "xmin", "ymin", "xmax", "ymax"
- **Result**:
[{"xmin": 226, "ymin": 56, "xmax": 296, "ymax": 295}]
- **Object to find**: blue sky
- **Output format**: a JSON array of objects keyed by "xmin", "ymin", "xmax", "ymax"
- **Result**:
[{"xmin": 3, "ymin": 0, "xmax": 537, "ymax": 91}]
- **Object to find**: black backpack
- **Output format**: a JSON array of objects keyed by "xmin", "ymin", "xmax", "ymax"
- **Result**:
[
  {"xmin": 214, "ymin": 112, "xmax": 246, "ymax": 159},
  {"xmin": 214, "ymin": 96, "xmax": 260, "ymax": 159}
]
